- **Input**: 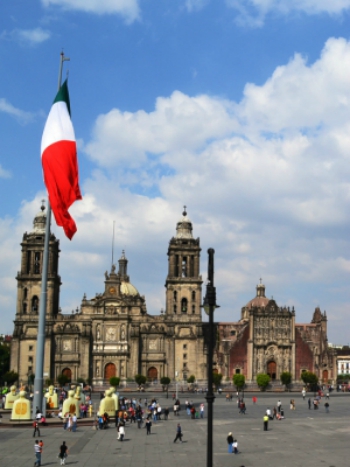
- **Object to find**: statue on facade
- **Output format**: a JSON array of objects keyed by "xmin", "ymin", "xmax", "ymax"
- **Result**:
[{"xmin": 44, "ymin": 385, "xmax": 58, "ymax": 409}]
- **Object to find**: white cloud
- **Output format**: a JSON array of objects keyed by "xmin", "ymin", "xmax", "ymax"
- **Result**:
[
  {"xmin": 0, "ymin": 98, "xmax": 36, "ymax": 124},
  {"xmin": 0, "ymin": 27, "xmax": 51, "ymax": 46},
  {"xmin": 226, "ymin": 0, "xmax": 350, "ymax": 25},
  {"xmin": 1, "ymin": 37, "xmax": 350, "ymax": 343},
  {"xmin": 0, "ymin": 165, "xmax": 11, "ymax": 179},
  {"xmin": 185, "ymin": 0, "xmax": 209, "ymax": 12},
  {"xmin": 41, "ymin": 0, "xmax": 140, "ymax": 23}
]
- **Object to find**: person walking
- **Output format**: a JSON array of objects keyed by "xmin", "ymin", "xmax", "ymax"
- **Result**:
[
  {"xmin": 72, "ymin": 413, "xmax": 77, "ymax": 432},
  {"xmin": 33, "ymin": 420, "xmax": 40, "ymax": 437},
  {"xmin": 58, "ymin": 441, "xmax": 69, "ymax": 465},
  {"xmin": 200, "ymin": 403, "xmax": 204, "ymax": 419},
  {"xmin": 145, "ymin": 419, "xmax": 152, "ymax": 435},
  {"xmin": 233, "ymin": 438, "xmax": 238, "ymax": 454},
  {"xmin": 308, "ymin": 398, "xmax": 311, "ymax": 409},
  {"xmin": 277, "ymin": 400, "xmax": 281, "ymax": 413},
  {"xmin": 174, "ymin": 423, "xmax": 183, "ymax": 443},
  {"xmin": 324, "ymin": 402, "xmax": 330, "ymax": 413},
  {"xmin": 34, "ymin": 440, "xmax": 41, "ymax": 466},
  {"xmin": 263, "ymin": 414, "xmax": 269, "ymax": 431},
  {"xmin": 227, "ymin": 432, "xmax": 234, "ymax": 453}
]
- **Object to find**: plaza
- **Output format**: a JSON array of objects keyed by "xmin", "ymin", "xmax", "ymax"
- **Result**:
[{"xmin": 0, "ymin": 391, "xmax": 348, "ymax": 467}]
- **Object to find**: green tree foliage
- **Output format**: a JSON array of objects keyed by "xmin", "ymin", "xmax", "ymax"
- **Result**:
[
  {"xmin": 57, "ymin": 374, "xmax": 69, "ymax": 387},
  {"xmin": 109, "ymin": 377, "xmax": 120, "ymax": 387},
  {"xmin": 160, "ymin": 376, "xmax": 171, "ymax": 386},
  {"xmin": 45, "ymin": 378, "xmax": 54, "ymax": 387},
  {"xmin": 233, "ymin": 374, "xmax": 245, "ymax": 390},
  {"xmin": 0, "ymin": 341, "xmax": 10, "ymax": 384},
  {"xmin": 301, "ymin": 371, "xmax": 318, "ymax": 389},
  {"xmin": 280, "ymin": 371, "xmax": 292, "ymax": 389},
  {"xmin": 4, "ymin": 370, "xmax": 19, "ymax": 385},
  {"xmin": 187, "ymin": 375, "xmax": 196, "ymax": 384},
  {"xmin": 212, "ymin": 372, "xmax": 223, "ymax": 389},
  {"xmin": 256, "ymin": 373, "xmax": 270, "ymax": 390},
  {"xmin": 134, "ymin": 374, "xmax": 147, "ymax": 385}
]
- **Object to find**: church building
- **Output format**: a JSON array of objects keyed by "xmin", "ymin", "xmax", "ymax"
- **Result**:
[{"xmin": 10, "ymin": 206, "xmax": 337, "ymax": 385}]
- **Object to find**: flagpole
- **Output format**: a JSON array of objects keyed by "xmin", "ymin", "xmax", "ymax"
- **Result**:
[{"xmin": 32, "ymin": 52, "xmax": 70, "ymax": 418}]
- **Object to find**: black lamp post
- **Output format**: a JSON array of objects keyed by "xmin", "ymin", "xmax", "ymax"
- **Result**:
[{"xmin": 203, "ymin": 248, "xmax": 219, "ymax": 467}]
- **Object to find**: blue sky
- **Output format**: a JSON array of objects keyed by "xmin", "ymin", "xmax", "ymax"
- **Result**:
[{"xmin": 0, "ymin": 0, "xmax": 350, "ymax": 344}]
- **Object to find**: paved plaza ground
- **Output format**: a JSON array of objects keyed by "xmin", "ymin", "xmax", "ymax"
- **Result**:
[{"xmin": 0, "ymin": 392, "xmax": 349, "ymax": 467}]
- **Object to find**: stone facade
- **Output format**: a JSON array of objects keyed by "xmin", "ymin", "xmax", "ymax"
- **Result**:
[
  {"xmin": 10, "ymin": 207, "xmax": 208, "ymax": 384},
  {"xmin": 10, "ymin": 206, "xmax": 337, "ymax": 385},
  {"xmin": 217, "ymin": 284, "xmax": 337, "ymax": 383}
]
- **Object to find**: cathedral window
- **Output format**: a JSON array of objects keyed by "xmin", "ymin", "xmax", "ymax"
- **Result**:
[
  {"xmin": 32, "ymin": 296, "xmax": 39, "ymax": 313},
  {"xmin": 174, "ymin": 304, "xmax": 177, "ymax": 314},
  {"xmin": 34, "ymin": 252, "xmax": 41, "ymax": 274},
  {"xmin": 182, "ymin": 257, "xmax": 187, "ymax": 277},
  {"xmin": 181, "ymin": 298, "xmax": 188, "ymax": 313},
  {"xmin": 29, "ymin": 345, "xmax": 33, "ymax": 351},
  {"xmin": 235, "ymin": 369, "xmax": 241, "ymax": 374},
  {"xmin": 175, "ymin": 255, "xmax": 179, "ymax": 276},
  {"xmin": 28, "ymin": 356, "xmax": 33, "ymax": 362},
  {"xmin": 191, "ymin": 291, "xmax": 196, "ymax": 301},
  {"xmin": 22, "ymin": 303, "xmax": 27, "ymax": 314},
  {"xmin": 190, "ymin": 256, "xmax": 194, "ymax": 276},
  {"xmin": 183, "ymin": 344, "xmax": 187, "ymax": 350},
  {"xmin": 183, "ymin": 362, "xmax": 187, "ymax": 368},
  {"xmin": 174, "ymin": 291, "xmax": 177, "ymax": 301},
  {"xmin": 230, "ymin": 330, "xmax": 236, "ymax": 336},
  {"xmin": 26, "ymin": 251, "xmax": 31, "ymax": 273},
  {"xmin": 192, "ymin": 305, "xmax": 195, "ymax": 314},
  {"xmin": 23, "ymin": 288, "xmax": 28, "ymax": 299},
  {"xmin": 183, "ymin": 353, "xmax": 187, "ymax": 359}
]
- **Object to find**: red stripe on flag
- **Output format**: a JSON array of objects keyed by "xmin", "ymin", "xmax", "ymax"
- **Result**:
[{"xmin": 42, "ymin": 140, "xmax": 82, "ymax": 240}]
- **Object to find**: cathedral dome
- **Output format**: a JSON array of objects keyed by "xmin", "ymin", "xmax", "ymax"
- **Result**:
[
  {"xmin": 176, "ymin": 206, "xmax": 193, "ymax": 239},
  {"xmin": 246, "ymin": 283, "xmax": 269, "ymax": 308},
  {"xmin": 120, "ymin": 281, "xmax": 139, "ymax": 296}
]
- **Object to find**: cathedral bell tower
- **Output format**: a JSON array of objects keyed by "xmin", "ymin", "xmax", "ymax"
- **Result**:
[
  {"xmin": 165, "ymin": 208, "xmax": 202, "ymax": 320},
  {"xmin": 15, "ymin": 203, "xmax": 61, "ymax": 319}
]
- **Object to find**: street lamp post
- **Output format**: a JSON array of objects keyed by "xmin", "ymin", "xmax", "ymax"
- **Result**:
[{"xmin": 203, "ymin": 248, "xmax": 219, "ymax": 467}]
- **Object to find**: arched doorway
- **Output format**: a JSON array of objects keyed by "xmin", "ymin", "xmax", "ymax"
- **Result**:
[
  {"xmin": 147, "ymin": 367, "xmax": 158, "ymax": 381},
  {"xmin": 323, "ymin": 370, "xmax": 328, "ymax": 383},
  {"xmin": 267, "ymin": 361, "xmax": 276, "ymax": 380},
  {"xmin": 62, "ymin": 368, "xmax": 72, "ymax": 382},
  {"xmin": 104, "ymin": 363, "xmax": 116, "ymax": 380}
]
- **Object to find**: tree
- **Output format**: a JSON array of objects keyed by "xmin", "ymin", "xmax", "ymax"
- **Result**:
[
  {"xmin": 0, "ymin": 341, "xmax": 10, "ymax": 384},
  {"xmin": 233, "ymin": 374, "xmax": 245, "ymax": 391},
  {"xmin": 187, "ymin": 375, "xmax": 196, "ymax": 384},
  {"xmin": 212, "ymin": 372, "xmax": 223, "ymax": 389},
  {"xmin": 160, "ymin": 376, "xmax": 171, "ymax": 391},
  {"xmin": 280, "ymin": 371, "xmax": 292, "ymax": 390},
  {"xmin": 109, "ymin": 377, "xmax": 120, "ymax": 387},
  {"xmin": 4, "ymin": 370, "xmax": 19, "ymax": 385},
  {"xmin": 57, "ymin": 374, "xmax": 69, "ymax": 387},
  {"xmin": 134, "ymin": 374, "xmax": 147, "ymax": 386},
  {"xmin": 45, "ymin": 378, "xmax": 54, "ymax": 387},
  {"xmin": 301, "ymin": 371, "xmax": 318, "ymax": 391},
  {"xmin": 256, "ymin": 373, "xmax": 270, "ymax": 391}
]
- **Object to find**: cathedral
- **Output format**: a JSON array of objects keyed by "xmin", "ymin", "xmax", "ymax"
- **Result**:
[{"xmin": 10, "ymin": 206, "xmax": 337, "ymax": 385}]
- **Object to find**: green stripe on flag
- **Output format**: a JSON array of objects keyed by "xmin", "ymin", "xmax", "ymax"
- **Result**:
[{"xmin": 53, "ymin": 79, "xmax": 71, "ymax": 116}]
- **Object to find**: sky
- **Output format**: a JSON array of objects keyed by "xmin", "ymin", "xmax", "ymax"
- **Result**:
[{"xmin": 0, "ymin": 0, "xmax": 350, "ymax": 344}]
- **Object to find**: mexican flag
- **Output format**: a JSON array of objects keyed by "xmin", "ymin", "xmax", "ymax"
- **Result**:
[{"xmin": 41, "ymin": 80, "xmax": 82, "ymax": 240}]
